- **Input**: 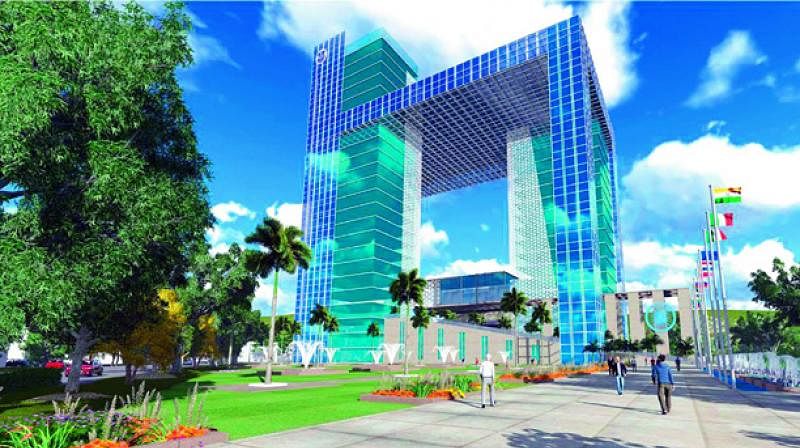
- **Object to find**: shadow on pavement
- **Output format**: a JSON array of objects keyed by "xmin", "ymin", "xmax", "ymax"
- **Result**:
[
  {"xmin": 741, "ymin": 431, "xmax": 800, "ymax": 448},
  {"xmin": 579, "ymin": 401, "xmax": 662, "ymax": 416},
  {"xmin": 506, "ymin": 427, "xmax": 669, "ymax": 448}
]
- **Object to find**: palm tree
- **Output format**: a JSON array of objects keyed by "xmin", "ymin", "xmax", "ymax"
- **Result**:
[
  {"xmin": 497, "ymin": 314, "xmax": 513, "ymax": 329},
  {"xmin": 308, "ymin": 303, "xmax": 331, "ymax": 367},
  {"xmin": 245, "ymin": 217, "xmax": 311, "ymax": 384},
  {"xmin": 500, "ymin": 287, "xmax": 529, "ymax": 366},
  {"xmin": 389, "ymin": 269, "xmax": 427, "ymax": 375},
  {"xmin": 411, "ymin": 306, "xmax": 431, "ymax": 330},
  {"xmin": 583, "ymin": 340, "xmax": 601, "ymax": 355},
  {"xmin": 366, "ymin": 322, "xmax": 381, "ymax": 350},
  {"xmin": 323, "ymin": 315, "xmax": 340, "ymax": 363}
]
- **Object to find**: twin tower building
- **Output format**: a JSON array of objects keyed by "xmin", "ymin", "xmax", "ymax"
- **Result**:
[{"xmin": 293, "ymin": 16, "xmax": 622, "ymax": 365}]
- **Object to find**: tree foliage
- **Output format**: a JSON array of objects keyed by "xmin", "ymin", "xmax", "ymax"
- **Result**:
[
  {"xmin": 749, "ymin": 258, "xmax": 800, "ymax": 326},
  {"xmin": 497, "ymin": 314, "xmax": 513, "ymax": 330},
  {"xmin": 389, "ymin": 269, "xmax": 426, "ymax": 374},
  {"xmin": 0, "ymin": 1, "xmax": 210, "ymax": 392},
  {"xmin": 500, "ymin": 287, "xmax": 528, "ymax": 366},
  {"xmin": 730, "ymin": 312, "xmax": 783, "ymax": 353}
]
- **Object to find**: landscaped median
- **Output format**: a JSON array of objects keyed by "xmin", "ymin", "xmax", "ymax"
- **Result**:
[
  {"xmin": 362, "ymin": 372, "xmax": 528, "ymax": 405},
  {"xmin": 499, "ymin": 363, "xmax": 604, "ymax": 384}
]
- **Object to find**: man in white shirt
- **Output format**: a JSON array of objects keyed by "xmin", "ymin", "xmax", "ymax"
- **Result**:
[{"xmin": 480, "ymin": 353, "xmax": 496, "ymax": 408}]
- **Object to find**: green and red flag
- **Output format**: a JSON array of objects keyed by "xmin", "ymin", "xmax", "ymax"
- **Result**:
[
  {"xmin": 710, "ymin": 212, "xmax": 734, "ymax": 227},
  {"xmin": 705, "ymin": 228, "xmax": 727, "ymax": 243},
  {"xmin": 713, "ymin": 187, "xmax": 742, "ymax": 204}
]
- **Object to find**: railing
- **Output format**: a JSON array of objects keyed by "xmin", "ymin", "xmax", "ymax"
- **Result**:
[{"xmin": 733, "ymin": 352, "xmax": 800, "ymax": 388}]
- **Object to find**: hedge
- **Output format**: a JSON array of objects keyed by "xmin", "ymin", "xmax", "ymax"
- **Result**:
[{"xmin": 0, "ymin": 367, "xmax": 62, "ymax": 390}]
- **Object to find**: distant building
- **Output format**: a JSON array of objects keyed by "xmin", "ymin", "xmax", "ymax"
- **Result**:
[{"xmin": 603, "ymin": 288, "xmax": 695, "ymax": 355}]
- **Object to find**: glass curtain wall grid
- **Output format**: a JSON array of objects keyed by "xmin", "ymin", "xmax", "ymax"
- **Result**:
[{"xmin": 296, "ymin": 16, "xmax": 619, "ymax": 364}]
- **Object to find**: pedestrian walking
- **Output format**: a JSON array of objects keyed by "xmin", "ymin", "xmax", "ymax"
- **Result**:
[
  {"xmin": 650, "ymin": 358, "xmax": 657, "ymax": 384},
  {"xmin": 631, "ymin": 357, "xmax": 638, "ymax": 373},
  {"xmin": 653, "ymin": 354, "xmax": 675, "ymax": 414},
  {"xmin": 612, "ymin": 356, "xmax": 627, "ymax": 395},
  {"xmin": 479, "ymin": 353, "xmax": 496, "ymax": 409},
  {"xmin": 607, "ymin": 357, "xmax": 614, "ymax": 376},
  {"xmin": 675, "ymin": 356, "xmax": 682, "ymax": 372}
]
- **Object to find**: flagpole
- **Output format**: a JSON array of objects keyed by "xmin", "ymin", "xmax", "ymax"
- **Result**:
[
  {"xmin": 689, "ymin": 279, "xmax": 702, "ymax": 370},
  {"xmin": 696, "ymin": 250, "xmax": 714, "ymax": 375},
  {"xmin": 704, "ymin": 217, "xmax": 728, "ymax": 385},
  {"xmin": 709, "ymin": 185, "xmax": 737, "ymax": 389}
]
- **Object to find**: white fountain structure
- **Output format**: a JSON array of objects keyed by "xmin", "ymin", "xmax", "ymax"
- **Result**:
[
  {"xmin": 291, "ymin": 340, "xmax": 322, "ymax": 369},
  {"xmin": 434, "ymin": 345, "xmax": 458, "ymax": 364},
  {"xmin": 498, "ymin": 350, "xmax": 510, "ymax": 365},
  {"xmin": 323, "ymin": 347, "xmax": 338, "ymax": 364},
  {"xmin": 369, "ymin": 350, "xmax": 383, "ymax": 364},
  {"xmin": 380, "ymin": 343, "xmax": 404, "ymax": 365}
]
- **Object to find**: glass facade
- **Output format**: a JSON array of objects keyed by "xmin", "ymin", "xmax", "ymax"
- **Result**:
[
  {"xmin": 434, "ymin": 271, "xmax": 517, "ymax": 306},
  {"xmin": 295, "ymin": 17, "xmax": 621, "ymax": 364}
]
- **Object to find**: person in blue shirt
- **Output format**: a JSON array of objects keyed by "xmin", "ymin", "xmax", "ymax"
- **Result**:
[{"xmin": 653, "ymin": 354, "xmax": 674, "ymax": 414}]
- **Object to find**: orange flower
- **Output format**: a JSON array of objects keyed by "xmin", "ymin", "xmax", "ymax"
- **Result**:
[
  {"xmin": 165, "ymin": 425, "xmax": 208, "ymax": 440},
  {"xmin": 76, "ymin": 439, "xmax": 129, "ymax": 448}
]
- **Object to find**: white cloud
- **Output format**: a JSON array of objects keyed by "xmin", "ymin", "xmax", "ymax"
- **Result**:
[
  {"xmin": 211, "ymin": 201, "xmax": 256, "ymax": 223},
  {"xmin": 721, "ymin": 239, "xmax": 796, "ymax": 282},
  {"xmin": 259, "ymin": 0, "xmax": 638, "ymax": 107},
  {"xmin": 209, "ymin": 242, "xmax": 230, "ymax": 256},
  {"xmin": 266, "ymin": 202, "xmax": 303, "ymax": 229},
  {"xmin": 480, "ymin": 223, "xmax": 490, "ymax": 232},
  {"xmin": 794, "ymin": 57, "xmax": 800, "ymax": 73},
  {"xmin": 419, "ymin": 221, "xmax": 449, "ymax": 257},
  {"xmin": 624, "ymin": 281, "xmax": 654, "ymax": 292},
  {"xmin": 206, "ymin": 225, "xmax": 245, "ymax": 247},
  {"xmin": 705, "ymin": 120, "xmax": 727, "ymax": 133},
  {"xmin": 686, "ymin": 31, "xmax": 766, "ymax": 107},
  {"xmin": 623, "ymin": 239, "xmax": 796, "ymax": 295},
  {"xmin": 430, "ymin": 258, "xmax": 511, "ymax": 278},
  {"xmin": 624, "ymin": 241, "xmax": 702, "ymax": 273},
  {"xmin": 186, "ymin": 10, "xmax": 207, "ymax": 29},
  {"xmin": 254, "ymin": 275, "xmax": 297, "ymax": 316},
  {"xmin": 188, "ymin": 33, "xmax": 241, "ymax": 69},
  {"xmin": 622, "ymin": 134, "xmax": 800, "ymax": 237}
]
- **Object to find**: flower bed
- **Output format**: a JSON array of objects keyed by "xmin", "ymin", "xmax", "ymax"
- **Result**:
[
  {"xmin": 0, "ymin": 383, "xmax": 222, "ymax": 448},
  {"xmin": 372, "ymin": 389, "xmax": 415, "ymax": 398}
]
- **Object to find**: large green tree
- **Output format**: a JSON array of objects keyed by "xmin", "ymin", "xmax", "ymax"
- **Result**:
[
  {"xmin": 176, "ymin": 243, "xmax": 259, "ymax": 370},
  {"xmin": 500, "ymin": 287, "xmax": 528, "ymax": 366},
  {"xmin": 0, "ymin": 1, "xmax": 210, "ymax": 393},
  {"xmin": 389, "ymin": 269, "xmax": 426, "ymax": 375},
  {"xmin": 749, "ymin": 258, "xmax": 800, "ymax": 326},
  {"xmin": 729, "ymin": 312, "xmax": 782, "ymax": 353},
  {"xmin": 245, "ymin": 216, "xmax": 311, "ymax": 382}
]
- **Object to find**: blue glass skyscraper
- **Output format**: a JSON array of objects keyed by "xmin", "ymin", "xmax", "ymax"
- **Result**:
[{"xmin": 295, "ymin": 16, "xmax": 622, "ymax": 364}]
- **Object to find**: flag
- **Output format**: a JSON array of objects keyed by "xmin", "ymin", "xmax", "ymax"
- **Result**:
[
  {"xmin": 705, "ymin": 228, "xmax": 727, "ymax": 243},
  {"xmin": 713, "ymin": 187, "xmax": 742, "ymax": 204},
  {"xmin": 710, "ymin": 212, "xmax": 734, "ymax": 227},
  {"xmin": 701, "ymin": 264, "xmax": 713, "ymax": 277},
  {"xmin": 694, "ymin": 281, "xmax": 709, "ymax": 291},
  {"xmin": 701, "ymin": 250, "xmax": 719, "ymax": 261}
]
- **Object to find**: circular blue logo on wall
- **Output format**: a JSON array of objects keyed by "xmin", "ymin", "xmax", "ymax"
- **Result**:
[{"xmin": 643, "ymin": 301, "xmax": 677, "ymax": 333}]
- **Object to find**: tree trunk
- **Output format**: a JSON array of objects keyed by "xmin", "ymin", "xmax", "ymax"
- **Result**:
[
  {"xmin": 170, "ymin": 342, "xmax": 184, "ymax": 375},
  {"xmin": 264, "ymin": 272, "xmax": 280, "ymax": 384},
  {"xmin": 65, "ymin": 326, "xmax": 92, "ymax": 394},
  {"xmin": 124, "ymin": 363, "xmax": 138, "ymax": 384},
  {"xmin": 514, "ymin": 314, "xmax": 519, "ymax": 367},
  {"xmin": 227, "ymin": 336, "xmax": 234, "ymax": 366},
  {"xmin": 404, "ymin": 304, "xmax": 410, "ymax": 375}
]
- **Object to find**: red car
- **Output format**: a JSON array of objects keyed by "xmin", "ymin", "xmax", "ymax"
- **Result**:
[
  {"xmin": 64, "ymin": 359, "xmax": 103, "ymax": 377},
  {"xmin": 44, "ymin": 360, "xmax": 65, "ymax": 370}
]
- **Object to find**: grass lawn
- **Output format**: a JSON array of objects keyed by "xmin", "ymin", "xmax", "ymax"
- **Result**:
[{"xmin": 159, "ymin": 380, "xmax": 411, "ymax": 440}]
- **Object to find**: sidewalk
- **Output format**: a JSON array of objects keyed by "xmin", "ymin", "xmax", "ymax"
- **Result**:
[{"xmin": 212, "ymin": 367, "xmax": 800, "ymax": 447}]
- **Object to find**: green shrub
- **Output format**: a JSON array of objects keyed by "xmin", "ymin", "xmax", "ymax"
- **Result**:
[
  {"xmin": 0, "ymin": 368, "xmax": 61, "ymax": 390},
  {"xmin": 452, "ymin": 375, "xmax": 473, "ymax": 393}
]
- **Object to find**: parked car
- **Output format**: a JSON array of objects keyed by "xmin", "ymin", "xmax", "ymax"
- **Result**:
[
  {"xmin": 64, "ymin": 359, "xmax": 103, "ymax": 377},
  {"xmin": 44, "ymin": 360, "xmax": 65, "ymax": 370},
  {"xmin": 4, "ymin": 359, "xmax": 29, "ymax": 367}
]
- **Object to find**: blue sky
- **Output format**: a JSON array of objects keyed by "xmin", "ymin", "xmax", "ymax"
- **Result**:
[{"xmin": 69, "ymin": 1, "xmax": 800, "ymax": 314}]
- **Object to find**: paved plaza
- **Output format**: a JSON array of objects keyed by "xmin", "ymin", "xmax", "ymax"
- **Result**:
[{"xmin": 212, "ymin": 367, "xmax": 800, "ymax": 448}]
